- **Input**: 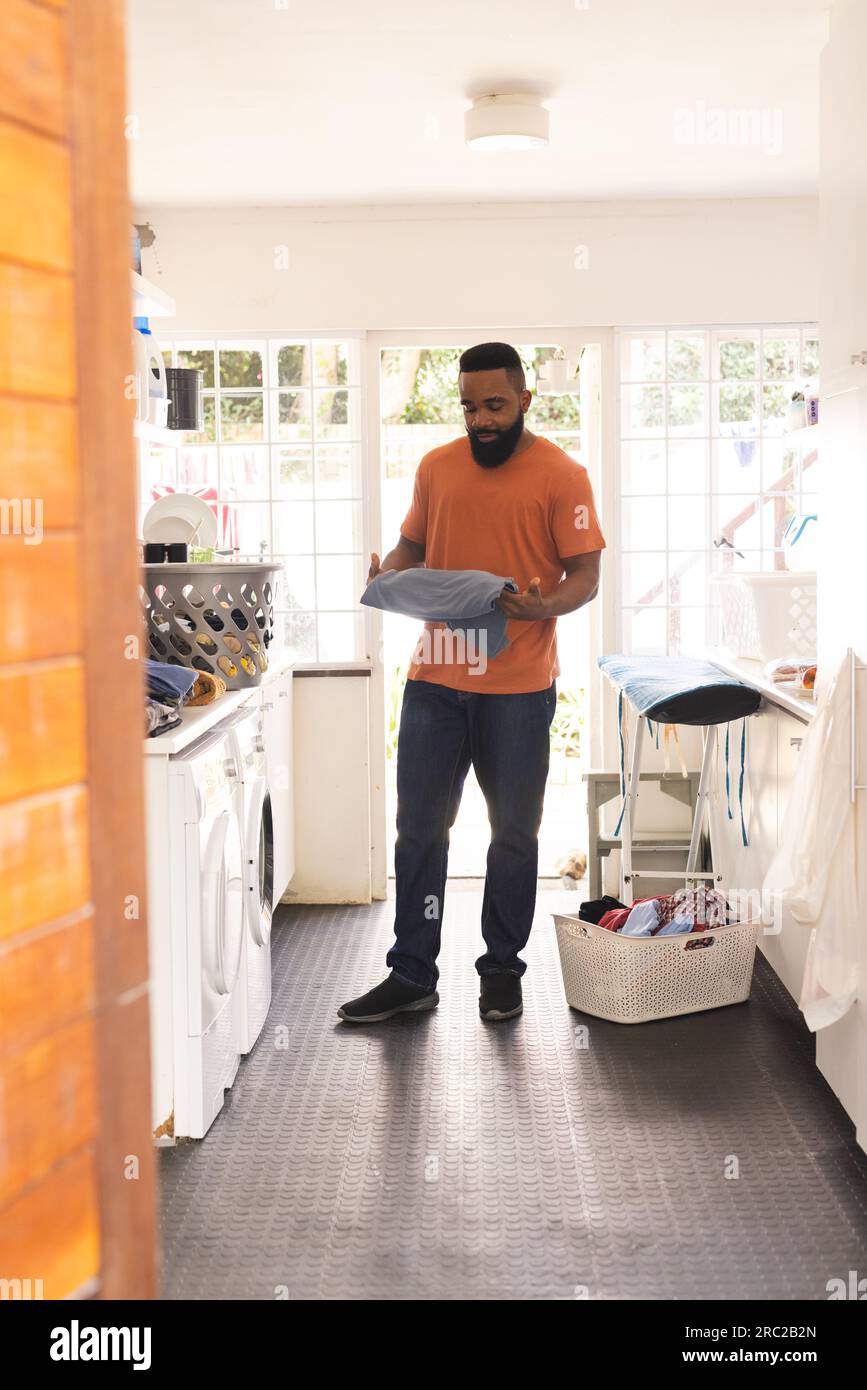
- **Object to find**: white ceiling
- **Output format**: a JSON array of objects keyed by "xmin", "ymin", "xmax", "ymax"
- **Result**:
[{"xmin": 127, "ymin": 0, "xmax": 828, "ymax": 207}]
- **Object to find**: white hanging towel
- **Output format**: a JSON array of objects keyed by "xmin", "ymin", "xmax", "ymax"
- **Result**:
[{"xmin": 762, "ymin": 652, "xmax": 858, "ymax": 1031}]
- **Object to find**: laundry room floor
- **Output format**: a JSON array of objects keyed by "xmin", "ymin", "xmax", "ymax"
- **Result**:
[{"xmin": 159, "ymin": 892, "xmax": 867, "ymax": 1300}]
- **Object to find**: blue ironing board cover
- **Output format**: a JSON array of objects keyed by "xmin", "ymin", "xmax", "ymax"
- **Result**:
[{"xmin": 596, "ymin": 654, "xmax": 761, "ymax": 726}]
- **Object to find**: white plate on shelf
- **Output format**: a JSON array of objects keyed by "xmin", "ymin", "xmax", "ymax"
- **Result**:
[{"xmin": 142, "ymin": 493, "xmax": 218, "ymax": 548}]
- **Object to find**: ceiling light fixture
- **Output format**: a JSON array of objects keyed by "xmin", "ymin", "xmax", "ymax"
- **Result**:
[{"xmin": 464, "ymin": 93, "xmax": 549, "ymax": 151}]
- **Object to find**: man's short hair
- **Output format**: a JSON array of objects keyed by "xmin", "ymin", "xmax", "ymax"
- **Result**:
[{"xmin": 458, "ymin": 342, "xmax": 526, "ymax": 393}]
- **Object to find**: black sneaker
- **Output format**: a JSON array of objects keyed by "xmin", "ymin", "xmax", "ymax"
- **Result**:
[
  {"xmin": 479, "ymin": 972, "xmax": 523, "ymax": 1021},
  {"xmin": 337, "ymin": 973, "xmax": 439, "ymax": 1023}
]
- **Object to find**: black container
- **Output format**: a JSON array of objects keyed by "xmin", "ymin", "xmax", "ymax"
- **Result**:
[
  {"xmin": 166, "ymin": 542, "xmax": 188, "ymax": 562},
  {"xmin": 144, "ymin": 542, "xmax": 167, "ymax": 563},
  {"xmin": 166, "ymin": 366, "xmax": 204, "ymax": 432}
]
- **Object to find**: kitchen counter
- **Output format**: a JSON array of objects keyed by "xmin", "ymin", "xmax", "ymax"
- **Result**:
[
  {"xmin": 703, "ymin": 647, "xmax": 817, "ymax": 724},
  {"xmin": 142, "ymin": 649, "xmax": 294, "ymax": 756}
]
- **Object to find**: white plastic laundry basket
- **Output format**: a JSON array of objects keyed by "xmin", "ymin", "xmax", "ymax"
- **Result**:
[
  {"xmin": 553, "ymin": 914, "xmax": 759, "ymax": 1024},
  {"xmin": 709, "ymin": 571, "xmax": 817, "ymax": 663}
]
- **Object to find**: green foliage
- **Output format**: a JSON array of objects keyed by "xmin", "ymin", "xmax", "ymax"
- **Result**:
[
  {"xmin": 549, "ymin": 687, "xmax": 585, "ymax": 756},
  {"xmin": 395, "ymin": 346, "xmax": 581, "ymax": 432}
]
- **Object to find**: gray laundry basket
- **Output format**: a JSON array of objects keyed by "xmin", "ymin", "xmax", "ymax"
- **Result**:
[{"xmin": 141, "ymin": 562, "xmax": 283, "ymax": 690}]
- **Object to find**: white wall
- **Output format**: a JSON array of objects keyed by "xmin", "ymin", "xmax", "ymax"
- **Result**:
[{"xmin": 137, "ymin": 198, "xmax": 818, "ymax": 332}]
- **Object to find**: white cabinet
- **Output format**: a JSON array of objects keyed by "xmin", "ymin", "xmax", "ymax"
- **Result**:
[
  {"xmin": 760, "ymin": 711, "xmax": 812, "ymax": 1001},
  {"xmin": 262, "ymin": 669, "xmax": 295, "ymax": 902}
]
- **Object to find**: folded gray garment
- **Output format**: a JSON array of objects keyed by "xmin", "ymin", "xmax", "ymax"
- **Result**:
[{"xmin": 360, "ymin": 568, "xmax": 519, "ymax": 658}]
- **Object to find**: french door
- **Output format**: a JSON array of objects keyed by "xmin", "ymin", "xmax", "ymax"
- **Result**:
[{"xmin": 363, "ymin": 328, "xmax": 614, "ymax": 893}]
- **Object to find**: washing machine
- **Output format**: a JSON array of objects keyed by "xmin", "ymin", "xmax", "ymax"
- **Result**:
[
  {"xmin": 229, "ymin": 706, "xmax": 274, "ymax": 1054},
  {"xmin": 167, "ymin": 725, "xmax": 245, "ymax": 1138}
]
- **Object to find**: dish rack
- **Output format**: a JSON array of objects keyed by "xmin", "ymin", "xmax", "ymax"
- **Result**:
[{"xmin": 141, "ymin": 561, "xmax": 282, "ymax": 690}]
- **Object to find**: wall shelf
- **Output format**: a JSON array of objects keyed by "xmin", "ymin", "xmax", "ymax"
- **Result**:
[{"xmin": 134, "ymin": 419, "xmax": 181, "ymax": 445}]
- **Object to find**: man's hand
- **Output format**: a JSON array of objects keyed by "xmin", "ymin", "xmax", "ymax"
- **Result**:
[
  {"xmin": 366, "ymin": 552, "xmax": 382, "ymax": 586},
  {"xmin": 497, "ymin": 577, "xmax": 549, "ymax": 620}
]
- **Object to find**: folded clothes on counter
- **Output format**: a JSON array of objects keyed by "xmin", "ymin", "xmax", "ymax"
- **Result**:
[
  {"xmin": 145, "ymin": 697, "xmax": 183, "ymax": 738},
  {"xmin": 144, "ymin": 658, "xmax": 197, "ymax": 705},
  {"xmin": 360, "ymin": 568, "xmax": 519, "ymax": 659},
  {"xmin": 185, "ymin": 670, "xmax": 227, "ymax": 706}
]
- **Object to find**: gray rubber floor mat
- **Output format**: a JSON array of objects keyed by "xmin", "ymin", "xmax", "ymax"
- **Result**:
[{"xmin": 159, "ymin": 893, "xmax": 867, "ymax": 1300}]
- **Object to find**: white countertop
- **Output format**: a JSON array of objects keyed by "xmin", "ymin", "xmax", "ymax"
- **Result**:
[
  {"xmin": 703, "ymin": 647, "xmax": 817, "ymax": 723},
  {"xmin": 143, "ymin": 650, "xmax": 294, "ymax": 757}
]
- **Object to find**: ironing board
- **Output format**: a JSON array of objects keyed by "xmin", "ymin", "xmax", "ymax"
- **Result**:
[{"xmin": 597, "ymin": 655, "xmax": 763, "ymax": 904}]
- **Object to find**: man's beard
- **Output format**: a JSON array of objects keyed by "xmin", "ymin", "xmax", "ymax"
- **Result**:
[{"xmin": 467, "ymin": 411, "xmax": 525, "ymax": 468}]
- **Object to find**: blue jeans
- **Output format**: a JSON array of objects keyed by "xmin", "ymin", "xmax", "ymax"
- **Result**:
[{"xmin": 387, "ymin": 677, "xmax": 557, "ymax": 990}]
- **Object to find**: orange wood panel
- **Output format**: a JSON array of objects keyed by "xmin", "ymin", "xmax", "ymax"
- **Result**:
[
  {"xmin": 0, "ymin": 263, "xmax": 76, "ymax": 399},
  {"xmin": 0, "ymin": 1, "xmax": 67, "ymax": 139},
  {"xmin": 66, "ymin": 0, "xmax": 158, "ymax": 1298},
  {"xmin": 0, "ymin": 788, "xmax": 91, "ymax": 941},
  {"xmin": 0, "ymin": 1017, "xmax": 97, "ymax": 1208},
  {"xmin": 0, "ymin": 118, "xmax": 73, "ymax": 271},
  {"xmin": 0, "ymin": 398, "xmax": 80, "ymax": 528},
  {"xmin": 0, "ymin": 661, "xmax": 86, "ymax": 803},
  {"xmin": 0, "ymin": 1149, "xmax": 98, "ymax": 1299},
  {"xmin": 0, "ymin": 911, "xmax": 94, "ymax": 1052},
  {"xmin": 0, "ymin": 536, "xmax": 83, "ymax": 664}
]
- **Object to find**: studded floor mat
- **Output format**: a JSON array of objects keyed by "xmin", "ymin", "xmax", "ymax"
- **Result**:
[{"xmin": 159, "ymin": 893, "xmax": 867, "ymax": 1300}]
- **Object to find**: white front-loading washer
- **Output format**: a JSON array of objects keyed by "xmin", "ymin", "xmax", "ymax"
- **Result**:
[
  {"xmin": 229, "ymin": 706, "xmax": 274, "ymax": 1054},
  {"xmin": 167, "ymin": 725, "xmax": 245, "ymax": 1138}
]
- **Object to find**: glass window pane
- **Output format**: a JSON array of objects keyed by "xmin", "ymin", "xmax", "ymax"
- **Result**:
[
  {"xmin": 317, "ymin": 612, "xmax": 362, "ymax": 662},
  {"xmin": 802, "ymin": 337, "xmax": 820, "ymax": 380},
  {"xmin": 314, "ymin": 500, "xmax": 363, "ymax": 554},
  {"xmin": 762, "ymin": 334, "xmax": 799, "ymax": 380},
  {"xmin": 314, "ymin": 443, "xmax": 362, "ymax": 499},
  {"xmin": 177, "ymin": 345, "xmax": 215, "ymax": 389},
  {"xmin": 278, "ymin": 611, "xmax": 317, "ymax": 662},
  {"xmin": 272, "ymin": 500, "xmax": 315, "ymax": 554},
  {"xmin": 668, "ymin": 332, "xmax": 707, "ymax": 381},
  {"xmin": 711, "ymin": 494, "xmax": 762, "ymax": 551},
  {"xmin": 316, "ymin": 555, "xmax": 362, "ymax": 611},
  {"xmin": 622, "ymin": 497, "xmax": 666, "ymax": 548},
  {"xmin": 313, "ymin": 340, "xmax": 360, "ymax": 387},
  {"xmin": 621, "ymin": 385, "xmax": 665, "ymax": 438},
  {"xmin": 712, "ymin": 439, "xmax": 761, "ymax": 493},
  {"xmin": 761, "ymin": 384, "xmax": 788, "ymax": 434},
  {"xmin": 313, "ymin": 388, "xmax": 360, "ymax": 441},
  {"xmin": 272, "ymin": 446, "xmax": 314, "ymax": 499},
  {"xmin": 668, "ymin": 497, "xmax": 706, "ymax": 544},
  {"xmin": 667, "ymin": 440, "xmax": 708, "ymax": 494},
  {"xmin": 221, "ymin": 445, "xmax": 269, "ymax": 500},
  {"xmin": 621, "ymin": 441, "xmax": 665, "ymax": 494},
  {"xmin": 714, "ymin": 334, "xmax": 757, "ymax": 381},
  {"xmin": 761, "ymin": 439, "xmax": 799, "ymax": 493},
  {"xmin": 275, "ymin": 558, "xmax": 316, "ymax": 611},
  {"xmin": 276, "ymin": 391, "xmax": 312, "ymax": 442},
  {"xmin": 221, "ymin": 499, "xmax": 271, "ymax": 555},
  {"xmin": 622, "ymin": 554, "xmax": 667, "ymax": 608},
  {"xmin": 667, "ymin": 552, "xmax": 708, "ymax": 606},
  {"xmin": 177, "ymin": 446, "xmax": 217, "ymax": 491},
  {"xmin": 220, "ymin": 393, "xmax": 264, "ymax": 443},
  {"xmin": 668, "ymin": 607, "xmax": 707, "ymax": 656},
  {"xmin": 620, "ymin": 332, "xmax": 665, "ymax": 382},
  {"xmin": 273, "ymin": 342, "xmax": 312, "ymax": 388},
  {"xmin": 716, "ymin": 382, "xmax": 759, "ymax": 432},
  {"xmin": 668, "ymin": 384, "xmax": 708, "ymax": 436},
  {"xmin": 219, "ymin": 343, "xmax": 264, "ymax": 388},
  {"xmin": 622, "ymin": 605, "xmax": 666, "ymax": 655}
]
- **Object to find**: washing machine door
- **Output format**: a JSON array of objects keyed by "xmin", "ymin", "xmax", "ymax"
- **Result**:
[
  {"xmin": 201, "ymin": 809, "xmax": 245, "ymax": 998},
  {"xmin": 244, "ymin": 779, "xmax": 274, "ymax": 947}
]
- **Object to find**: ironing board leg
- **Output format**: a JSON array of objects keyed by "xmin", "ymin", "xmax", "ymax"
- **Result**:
[
  {"xmin": 621, "ymin": 712, "xmax": 645, "ymax": 906},
  {"xmin": 686, "ymin": 724, "xmax": 717, "ymax": 879}
]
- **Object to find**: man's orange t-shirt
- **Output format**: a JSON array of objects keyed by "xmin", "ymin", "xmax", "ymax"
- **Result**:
[{"xmin": 399, "ymin": 434, "xmax": 606, "ymax": 694}]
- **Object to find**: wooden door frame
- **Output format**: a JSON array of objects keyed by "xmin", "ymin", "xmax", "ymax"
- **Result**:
[{"xmin": 68, "ymin": 0, "xmax": 157, "ymax": 1300}]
